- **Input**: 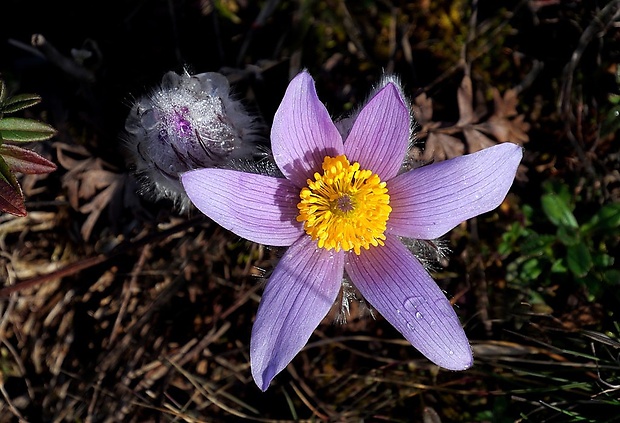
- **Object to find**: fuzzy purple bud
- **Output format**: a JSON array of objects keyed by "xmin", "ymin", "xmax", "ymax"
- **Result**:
[{"xmin": 124, "ymin": 70, "xmax": 262, "ymax": 209}]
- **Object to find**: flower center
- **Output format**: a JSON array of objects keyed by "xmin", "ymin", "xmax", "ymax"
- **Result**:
[{"xmin": 297, "ymin": 155, "xmax": 391, "ymax": 255}]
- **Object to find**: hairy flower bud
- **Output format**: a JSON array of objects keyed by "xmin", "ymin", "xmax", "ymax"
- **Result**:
[{"xmin": 124, "ymin": 70, "xmax": 262, "ymax": 209}]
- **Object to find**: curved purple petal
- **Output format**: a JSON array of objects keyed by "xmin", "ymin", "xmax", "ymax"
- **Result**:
[
  {"xmin": 345, "ymin": 234, "xmax": 473, "ymax": 370},
  {"xmin": 344, "ymin": 82, "xmax": 410, "ymax": 181},
  {"xmin": 251, "ymin": 236, "xmax": 345, "ymax": 391},
  {"xmin": 387, "ymin": 143, "xmax": 523, "ymax": 239},
  {"xmin": 271, "ymin": 71, "xmax": 344, "ymax": 187},
  {"xmin": 181, "ymin": 168, "xmax": 303, "ymax": 246}
]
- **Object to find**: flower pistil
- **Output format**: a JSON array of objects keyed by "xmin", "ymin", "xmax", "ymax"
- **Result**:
[{"xmin": 297, "ymin": 155, "xmax": 391, "ymax": 255}]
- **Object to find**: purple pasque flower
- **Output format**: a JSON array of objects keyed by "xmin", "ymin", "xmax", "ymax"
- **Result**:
[{"xmin": 181, "ymin": 71, "xmax": 523, "ymax": 391}]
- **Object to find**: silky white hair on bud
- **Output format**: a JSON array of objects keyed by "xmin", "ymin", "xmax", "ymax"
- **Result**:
[{"xmin": 123, "ymin": 69, "xmax": 263, "ymax": 210}]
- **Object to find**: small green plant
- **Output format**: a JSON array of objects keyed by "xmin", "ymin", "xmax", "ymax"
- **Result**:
[
  {"xmin": 0, "ymin": 78, "xmax": 57, "ymax": 216},
  {"xmin": 601, "ymin": 66, "xmax": 620, "ymax": 138},
  {"xmin": 499, "ymin": 180, "xmax": 620, "ymax": 300}
]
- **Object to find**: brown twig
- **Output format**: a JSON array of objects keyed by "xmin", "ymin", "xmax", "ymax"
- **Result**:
[
  {"xmin": 557, "ymin": 0, "xmax": 620, "ymax": 177},
  {"xmin": 0, "ymin": 215, "xmax": 207, "ymax": 298},
  {"xmin": 30, "ymin": 34, "xmax": 96, "ymax": 82},
  {"xmin": 108, "ymin": 243, "xmax": 151, "ymax": 345}
]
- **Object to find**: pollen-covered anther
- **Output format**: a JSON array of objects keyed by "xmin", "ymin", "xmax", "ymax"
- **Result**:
[{"xmin": 297, "ymin": 155, "xmax": 392, "ymax": 255}]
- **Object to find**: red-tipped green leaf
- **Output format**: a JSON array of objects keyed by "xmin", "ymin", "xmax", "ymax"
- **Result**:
[
  {"xmin": 0, "ymin": 154, "xmax": 26, "ymax": 216},
  {"xmin": 0, "ymin": 144, "xmax": 57, "ymax": 174},
  {"xmin": 0, "ymin": 117, "xmax": 56, "ymax": 142}
]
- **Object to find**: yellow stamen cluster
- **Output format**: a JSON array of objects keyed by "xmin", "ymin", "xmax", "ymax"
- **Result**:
[{"xmin": 297, "ymin": 155, "xmax": 391, "ymax": 255}]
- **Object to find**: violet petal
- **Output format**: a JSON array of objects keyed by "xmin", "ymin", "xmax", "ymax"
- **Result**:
[
  {"xmin": 387, "ymin": 143, "xmax": 522, "ymax": 239},
  {"xmin": 181, "ymin": 168, "xmax": 303, "ymax": 246},
  {"xmin": 345, "ymin": 234, "xmax": 473, "ymax": 370},
  {"xmin": 344, "ymin": 83, "xmax": 410, "ymax": 181},
  {"xmin": 271, "ymin": 71, "xmax": 344, "ymax": 187},
  {"xmin": 251, "ymin": 236, "xmax": 345, "ymax": 391}
]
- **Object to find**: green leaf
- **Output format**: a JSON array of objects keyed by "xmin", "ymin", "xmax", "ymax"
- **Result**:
[
  {"xmin": 542, "ymin": 180, "xmax": 573, "ymax": 202},
  {"xmin": 522, "ymin": 204, "xmax": 534, "ymax": 224},
  {"xmin": 520, "ymin": 233, "xmax": 555, "ymax": 256},
  {"xmin": 0, "ymin": 144, "xmax": 57, "ymax": 174},
  {"xmin": 497, "ymin": 240, "xmax": 511, "ymax": 256},
  {"xmin": 214, "ymin": 0, "xmax": 242, "ymax": 24},
  {"xmin": 592, "ymin": 252, "xmax": 614, "ymax": 268},
  {"xmin": 498, "ymin": 222, "xmax": 530, "ymax": 255},
  {"xmin": 520, "ymin": 257, "xmax": 543, "ymax": 281},
  {"xmin": 0, "ymin": 80, "xmax": 6, "ymax": 104},
  {"xmin": 582, "ymin": 203, "xmax": 620, "ymax": 234},
  {"xmin": 556, "ymin": 225, "xmax": 581, "ymax": 246},
  {"xmin": 541, "ymin": 193, "xmax": 578, "ymax": 228},
  {"xmin": 566, "ymin": 243, "xmax": 593, "ymax": 277},
  {"xmin": 550, "ymin": 258, "xmax": 568, "ymax": 273},
  {"xmin": 0, "ymin": 117, "xmax": 56, "ymax": 142},
  {"xmin": 602, "ymin": 269, "xmax": 620, "ymax": 285},
  {"xmin": 0, "ymin": 93, "xmax": 42, "ymax": 114},
  {"xmin": 0, "ymin": 154, "xmax": 26, "ymax": 216}
]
